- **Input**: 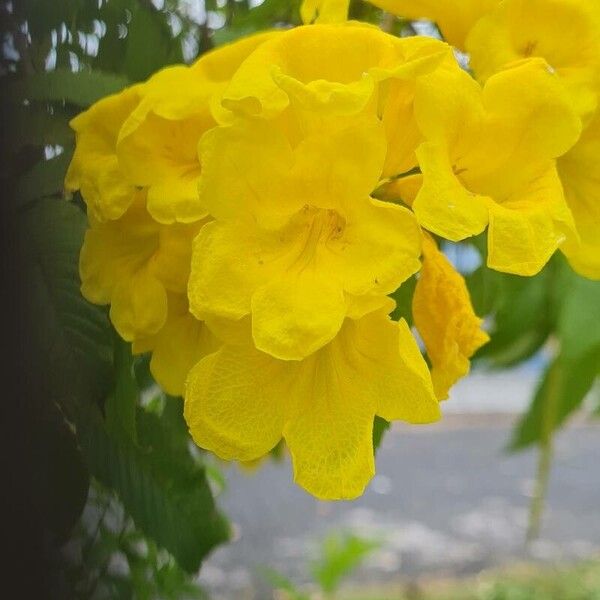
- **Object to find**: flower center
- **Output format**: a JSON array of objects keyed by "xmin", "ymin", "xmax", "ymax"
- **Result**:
[{"xmin": 291, "ymin": 205, "xmax": 346, "ymax": 271}]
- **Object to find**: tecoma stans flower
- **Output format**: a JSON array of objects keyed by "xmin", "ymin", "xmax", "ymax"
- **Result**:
[
  {"xmin": 184, "ymin": 300, "xmax": 440, "ymax": 500},
  {"xmin": 133, "ymin": 294, "xmax": 219, "ymax": 396},
  {"xmin": 66, "ymin": 32, "xmax": 278, "ymax": 224},
  {"xmin": 467, "ymin": 0, "xmax": 600, "ymax": 122},
  {"xmin": 413, "ymin": 236, "xmax": 489, "ymax": 400},
  {"xmin": 301, "ymin": 0, "xmax": 350, "ymax": 23},
  {"xmin": 411, "ymin": 59, "xmax": 582, "ymax": 276},
  {"xmin": 189, "ymin": 116, "xmax": 422, "ymax": 361},
  {"xmin": 65, "ymin": 85, "xmax": 142, "ymax": 222},
  {"xmin": 367, "ymin": 0, "xmax": 500, "ymax": 50},
  {"xmin": 80, "ymin": 194, "xmax": 203, "ymax": 342},
  {"xmin": 116, "ymin": 31, "xmax": 280, "ymax": 225},
  {"xmin": 188, "ymin": 25, "xmax": 458, "ymax": 360},
  {"xmin": 558, "ymin": 111, "xmax": 600, "ymax": 280}
]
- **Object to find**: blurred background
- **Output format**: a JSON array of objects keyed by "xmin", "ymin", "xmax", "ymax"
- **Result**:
[{"xmin": 2, "ymin": 1, "xmax": 599, "ymax": 598}]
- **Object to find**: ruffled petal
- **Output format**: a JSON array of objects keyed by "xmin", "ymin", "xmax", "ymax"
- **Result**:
[
  {"xmin": 66, "ymin": 86, "xmax": 142, "ymax": 221},
  {"xmin": 117, "ymin": 111, "xmax": 211, "ymax": 224},
  {"xmin": 487, "ymin": 165, "xmax": 576, "ymax": 275},
  {"xmin": 467, "ymin": 0, "xmax": 600, "ymax": 120},
  {"xmin": 413, "ymin": 236, "xmax": 489, "ymax": 399}
]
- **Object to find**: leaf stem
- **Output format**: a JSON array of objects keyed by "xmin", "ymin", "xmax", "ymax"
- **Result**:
[{"xmin": 527, "ymin": 360, "xmax": 561, "ymax": 542}]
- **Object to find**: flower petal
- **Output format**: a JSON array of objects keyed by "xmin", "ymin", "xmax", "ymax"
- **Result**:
[
  {"xmin": 133, "ymin": 295, "xmax": 219, "ymax": 397},
  {"xmin": 413, "ymin": 236, "xmax": 489, "ymax": 399},
  {"xmin": 251, "ymin": 272, "xmax": 347, "ymax": 360},
  {"xmin": 117, "ymin": 112, "xmax": 210, "ymax": 224},
  {"xmin": 197, "ymin": 120, "xmax": 296, "ymax": 228},
  {"xmin": 334, "ymin": 198, "xmax": 423, "ymax": 296},
  {"xmin": 110, "ymin": 269, "xmax": 168, "ymax": 341},
  {"xmin": 413, "ymin": 141, "xmax": 491, "ymax": 241},
  {"xmin": 66, "ymin": 86, "xmax": 142, "ymax": 221},
  {"xmin": 487, "ymin": 165, "xmax": 575, "ymax": 275},
  {"xmin": 368, "ymin": 0, "xmax": 500, "ymax": 50},
  {"xmin": 558, "ymin": 113, "xmax": 600, "ymax": 279},
  {"xmin": 188, "ymin": 221, "xmax": 288, "ymax": 320},
  {"xmin": 185, "ymin": 345, "xmax": 290, "ymax": 461},
  {"xmin": 467, "ymin": 0, "xmax": 600, "ymax": 119}
]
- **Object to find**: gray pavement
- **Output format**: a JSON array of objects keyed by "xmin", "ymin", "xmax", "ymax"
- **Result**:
[{"xmin": 199, "ymin": 408, "xmax": 600, "ymax": 599}]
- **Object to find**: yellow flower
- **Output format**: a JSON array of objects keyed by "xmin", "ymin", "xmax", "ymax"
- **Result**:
[
  {"xmin": 189, "ymin": 117, "xmax": 422, "ymax": 360},
  {"xmin": 413, "ymin": 236, "xmax": 489, "ymax": 400},
  {"xmin": 411, "ymin": 58, "xmax": 582, "ymax": 276},
  {"xmin": 367, "ymin": 0, "xmax": 500, "ymax": 50},
  {"xmin": 79, "ymin": 194, "xmax": 202, "ymax": 341},
  {"xmin": 116, "ymin": 32, "xmax": 280, "ymax": 225},
  {"xmin": 66, "ymin": 32, "xmax": 278, "ymax": 225},
  {"xmin": 558, "ymin": 111, "xmax": 600, "ymax": 279},
  {"xmin": 301, "ymin": 0, "xmax": 350, "ymax": 23},
  {"xmin": 65, "ymin": 85, "xmax": 142, "ymax": 222},
  {"xmin": 184, "ymin": 300, "xmax": 439, "ymax": 500},
  {"xmin": 133, "ymin": 294, "xmax": 219, "ymax": 396},
  {"xmin": 188, "ymin": 25, "xmax": 458, "ymax": 361},
  {"xmin": 467, "ymin": 0, "xmax": 600, "ymax": 121}
]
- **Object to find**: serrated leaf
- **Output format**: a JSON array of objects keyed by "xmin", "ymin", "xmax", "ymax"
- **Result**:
[
  {"xmin": 8, "ymin": 69, "xmax": 129, "ymax": 107},
  {"xmin": 78, "ymin": 403, "xmax": 230, "ymax": 573},
  {"xmin": 20, "ymin": 199, "xmax": 113, "ymax": 412}
]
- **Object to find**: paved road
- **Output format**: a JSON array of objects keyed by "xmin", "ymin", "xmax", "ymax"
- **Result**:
[{"xmin": 199, "ymin": 412, "xmax": 600, "ymax": 599}]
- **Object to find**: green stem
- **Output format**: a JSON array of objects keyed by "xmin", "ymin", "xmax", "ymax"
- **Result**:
[{"xmin": 527, "ymin": 360, "xmax": 562, "ymax": 543}]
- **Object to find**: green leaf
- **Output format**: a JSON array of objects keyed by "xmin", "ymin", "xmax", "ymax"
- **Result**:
[
  {"xmin": 6, "ymin": 105, "xmax": 74, "ymax": 153},
  {"xmin": 509, "ymin": 350, "xmax": 600, "ymax": 450},
  {"xmin": 559, "ymin": 276, "xmax": 600, "ymax": 362},
  {"xmin": 78, "ymin": 399, "xmax": 230, "ymax": 573},
  {"xmin": 124, "ymin": 5, "xmax": 183, "ymax": 82},
  {"xmin": 390, "ymin": 275, "xmax": 417, "ymax": 326},
  {"xmin": 8, "ymin": 69, "xmax": 129, "ymax": 107},
  {"xmin": 20, "ymin": 198, "xmax": 114, "ymax": 413},
  {"xmin": 476, "ymin": 268, "xmax": 553, "ymax": 368},
  {"xmin": 15, "ymin": 148, "xmax": 73, "ymax": 206},
  {"xmin": 372, "ymin": 416, "xmax": 390, "ymax": 453},
  {"xmin": 311, "ymin": 532, "xmax": 380, "ymax": 594},
  {"xmin": 105, "ymin": 338, "xmax": 139, "ymax": 443},
  {"xmin": 259, "ymin": 567, "xmax": 309, "ymax": 600}
]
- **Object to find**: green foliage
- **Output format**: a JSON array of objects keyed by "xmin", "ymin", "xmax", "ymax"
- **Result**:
[
  {"xmin": 311, "ymin": 533, "xmax": 381, "ymax": 595},
  {"xmin": 372, "ymin": 416, "xmax": 391, "ymax": 453},
  {"xmin": 509, "ymin": 272, "xmax": 600, "ymax": 450},
  {"xmin": 338, "ymin": 559, "xmax": 600, "ymax": 600},
  {"xmin": 264, "ymin": 531, "xmax": 380, "ymax": 599},
  {"xmin": 67, "ymin": 484, "xmax": 209, "ymax": 599},
  {"xmin": 7, "ymin": 68, "xmax": 129, "ymax": 106}
]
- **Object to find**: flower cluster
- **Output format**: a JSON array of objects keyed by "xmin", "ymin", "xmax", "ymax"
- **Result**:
[{"xmin": 68, "ymin": 2, "xmax": 598, "ymax": 500}]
